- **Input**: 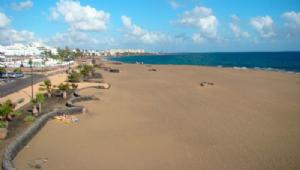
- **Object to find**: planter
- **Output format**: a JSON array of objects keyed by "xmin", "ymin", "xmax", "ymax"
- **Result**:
[
  {"xmin": 0, "ymin": 128, "xmax": 8, "ymax": 139},
  {"xmin": 62, "ymin": 91, "xmax": 67, "ymax": 99},
  {"xmin": 38, "ymin": 103, "xmax": 42, "ymax": 113},
  {"xmin": 32, "ymin": 106, "xmax": 39, "ymax": 116},
  {"xmin": 0, "ymin": 122, "xmax": 8, "ymax": 139}
]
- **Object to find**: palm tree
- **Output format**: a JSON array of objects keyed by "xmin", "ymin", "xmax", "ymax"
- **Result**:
[
  {"xmin": 28, "ymin": 59, "xmax": 33, "ymax": 102},
  {"xmin": 58, "ymin": 83, "xmax": 70, "ymax": 99},
  {"xmin": 79, "ymin": 64, "xmax": 94, "ymax": 78},
  {"xmin": 0, "ymin": 100, "xmax": 14, "ymax": 121},
  {"xmin": 75, "ymin": 48, "xmax": 83, "ymax": 59},
  {"xmin": 35, "ymin": 93, "xmax": 45, "ymax": 114},
  {"xmin": 0, "ymin": 101, "xmax": 12, "ymax": 139},
  {"xmin": 44, "ymin": 79, "xmax": 52, "ymax": 97},
  {"xmin": 31, "ymin": 98, "xmax": 38, "ymax": 116}
]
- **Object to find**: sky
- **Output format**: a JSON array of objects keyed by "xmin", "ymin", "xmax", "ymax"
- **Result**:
[{"xmin": 0, "ymin": 0, "xmax": 300, "ymax": 52}]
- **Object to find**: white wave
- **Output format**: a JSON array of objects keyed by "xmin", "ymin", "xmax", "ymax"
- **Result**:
[{"xmin": 233, "ymin": 66, "xmax": 248, "ymax": 70}]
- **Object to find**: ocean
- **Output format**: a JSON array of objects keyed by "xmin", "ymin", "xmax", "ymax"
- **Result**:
[{"xmin": 108, "ymin": 52, "xmax": 300, "ymax": 73}]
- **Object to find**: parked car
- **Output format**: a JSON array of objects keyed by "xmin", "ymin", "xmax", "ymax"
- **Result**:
[{"xmin": 0, "ymin": 72, "xmax": 24, "ymax": 78}]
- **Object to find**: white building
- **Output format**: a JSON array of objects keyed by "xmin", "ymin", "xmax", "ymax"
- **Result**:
[
  {"xmin": 101, "ymin": 49, "xmax": 146, "ymax": 56},
  {"xmin": 0, "ymin": 57, "xmax": 72, "ymax": 68},
  {"xmin": 0, "ymin": 42, "xmax": 58, "ymax": 57},
  {"xmin": 0, "ymin": 43, "xmax": 67, "ymax": 68}
]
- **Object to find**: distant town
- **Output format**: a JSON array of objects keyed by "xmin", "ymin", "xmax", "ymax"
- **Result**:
[{"xmin": 0, "ymin": 42, "xmax": 149, "ymax": 69}]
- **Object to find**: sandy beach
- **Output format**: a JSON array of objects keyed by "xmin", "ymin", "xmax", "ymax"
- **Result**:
[{"xmin": 14, "ymin": 63, "xmax": 300, "ymax": 169}]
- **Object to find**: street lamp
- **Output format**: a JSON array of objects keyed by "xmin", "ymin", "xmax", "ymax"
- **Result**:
[
  {"xmin": 29, "ymin": 59, "xmax": 33, "ymax": 101},
  {"xmin": 68, "ymin": 56, "xmax": 71, "ymax": 71}
]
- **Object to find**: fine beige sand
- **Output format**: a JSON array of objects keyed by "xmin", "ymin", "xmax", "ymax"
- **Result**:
[{"xmin": 14, "ymin": 64, "xmax": 300, "ymax": 170}]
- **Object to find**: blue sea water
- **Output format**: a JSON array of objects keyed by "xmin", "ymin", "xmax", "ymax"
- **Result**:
[{"xmin": 108, "ymin": 52, "xmax": 300, "ymax": 73}]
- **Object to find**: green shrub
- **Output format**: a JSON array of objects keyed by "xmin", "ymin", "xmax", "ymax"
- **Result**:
[
  {"xmin": 0, "ymin": 121, "xmax": 7, "ymax": 128},
  {"xmin": 71, "ymin": 83, "xmax": 78, "ymax": 89},
  {"xmin": 44, "ymin": 79, "xmax": 52, "ymax": 89},
  {"xmin": 39, "ymin": 87, "xmax": 46, "ymax": 91},
  {"xmin": 0, "ymin": 67, "xmax": 6, "ymax": 73},
  {"xmin": 58, "ymin": 83, "xmax": 70, "ymax": 91},
  {"xmin": 13, "ymin": 110, "xmax": 22, "ymax": 117},
  {"xmin": 36, "ymin": 93, "xmax": 45, "ymax": 103},
  {"xmin": 68, "ymin": 70, "xmax": 81, "ymax": 82},
  {"xmin": 31, "ymin": 98, "xmax": 37, "ymax": 105},
  {"xmin": 0, "ymin": 100, "xmax": 14, "ymax": 120},
  {"xmin": 79, "ymin": 64, "xmax": 94, "ymax": 78},
  {"xmin": 24, "ymin": 115, "xmax": 36, "ymax": 122},
  {"xmin": 13, "ymin": 68, "xmax": 22, "ymax": 73}
]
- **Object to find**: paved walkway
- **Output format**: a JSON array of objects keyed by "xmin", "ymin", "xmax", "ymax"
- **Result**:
[{"xmin": 0, "ymin": 74, "xmax": 46, "ymax": 97}]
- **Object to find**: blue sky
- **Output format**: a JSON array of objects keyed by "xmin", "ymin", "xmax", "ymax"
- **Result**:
[{"xmin": 0, "ymin": 0, "xmax": 300, "ymax": 52}]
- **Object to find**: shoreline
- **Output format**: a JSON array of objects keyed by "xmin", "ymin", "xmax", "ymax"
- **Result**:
[
  {"xmin": 104, "ymin": 52, "xmax": 300, "ymax": 74},
  {"xmin": 104, "ymin": 57, "xmax": 300, "ymax": 75}
]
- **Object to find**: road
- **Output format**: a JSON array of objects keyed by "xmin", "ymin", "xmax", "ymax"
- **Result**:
[{"xmin": 0, "ymin": 74, "xmax": 46, "ymax": 97}]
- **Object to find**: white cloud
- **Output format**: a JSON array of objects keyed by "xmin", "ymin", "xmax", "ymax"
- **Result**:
[
  {"xmin": 51, "ymin": 31, "xmax": 90, "ymax": 43},
  {"xmin": 0, "ymin": 12, "xmax": 10, "ymax": 28},
  {"xmin": 192, "ymin": 33, "xmax": 204, "ymax": 44},
  {"xmin": 250, "ymin": 16, "xmax": 276, "ymax": 38},
  {"xmin": 11, "ymin": 0, "xmax": 33, "ymax": 11},
  {"xmin": 168, "ymin": 0, "xmax": 180, "ymax": 9},
  {"xmin": 121, "ymin": 15, "xmax": 167, "ymax": 44},
  {"xmin": 0, "ymin": 28, "xmax": 35, "ymax": 44},
  {"xmin": 282, "ymin": 11, "xmax": 300, "ymax": 37},
  {"xmin": 121, "ymin": 15, "xmax": 132, "ymax": 29},
  {"xmin": 0, "ymin": 11, "xmax": 36, "ymax": 45},
  {"xmin": 50, "ymin": 30, "xmax": 97, "ymax": 46},
  {"xmin": 48, "ymin": 30, "xmax": 115, "ymax": 48},
  {"xmin": 282, "ymin": 11, "xmax": 300, "ymax": 28},
  {"xmin": 51, "ymin": 0, "xmax": 110, "ymax": 31},
  {"xmin": 49, "ymin": 8, "xmax": 60, "ymax": 20},
  {"xmin": 176, "ymin": 6, "xmax": 218, "ymax": 38},
  {"xmin": 229, "ymin": 15, "xmax": 250, "ymax": 38}
]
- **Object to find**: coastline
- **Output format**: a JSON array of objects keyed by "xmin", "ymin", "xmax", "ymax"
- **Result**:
[
  {"xmin": 13, "ymin": 61, "xmax": 300, "ymax": 169},
  {"xmin": 105, "ymin": 52, "xmax": 300, "ymax": 74},
  {"xmin": 105, "ymin": 56, "xmax": 300, "ymax": 75}
]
